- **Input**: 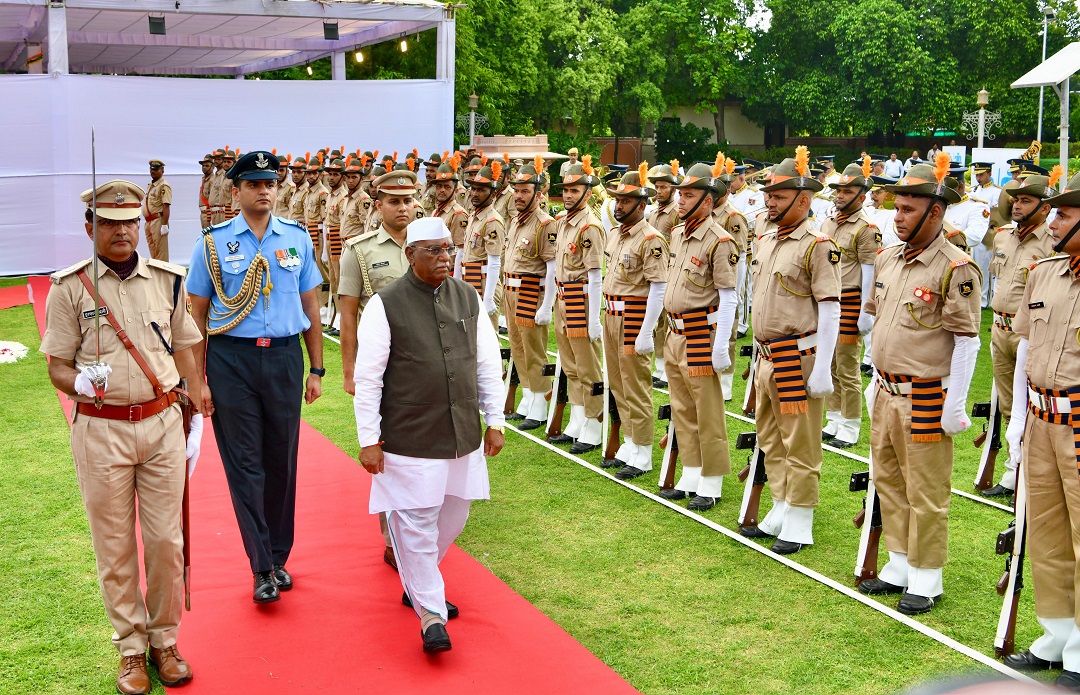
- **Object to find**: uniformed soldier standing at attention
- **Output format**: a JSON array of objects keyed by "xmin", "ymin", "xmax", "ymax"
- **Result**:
[
  {"xmin": 743, "ymin": 150, "xmax": 841, "ymax": 552},
  {"xmin": 858, "ymin": 156, "xmax": 982, "ymax": 614},
  {"xmin": 198, "ymin": 154, "xmax": 213, "ymax": 228},
  {"xmin": 457, "ymin": 162, "xmax": 503, "ymax": 330},
  {"xmin": 302, "ymin": 156, "xmax": 331, "ymax": 314},
  {"xmin": 980, "ymin": 170, "xmax": 1059, "ymax": 499},
  {"xmin": 549, "ymin": 157, "xmax": 607, "ymax": 453},
  {"xmin": 273, "ymin": 153, "xmax": 296, "ymax": 220},
  {"xmin": 338, "ymin": 169, "xmax": 417, "ymax": 571},
  {"xmin": 820, "ymin": 159, "xmax": 879, "ymax": 448},
  {"xmin": 341, "ymin": 155, "xmax": 373, "ymax": 240},
  {"xmin": 503, "ymin": 157, "xmax": 557, "ymax": 428},
  {"xmin": 288, "ymin": 154, "xmax": 309, "ymax": 223},
  {"xmin": 601, "ymin": 164, "xmax": 669, "ymax": 479},
  {"xmin": 365, "ymin": 164, "xmax": 388, "ymax": 233},
  {"xmin": 324, "ymin": 158, "xmax": 349, "ymax": 331},
  {"xmin": 187, "ymin": 151, "xmax": 324, "ymax": 604},
  {"xmin": 493, "ymin": 153, "xmax": 516, "ymax": 222},
  {"xmin": 42, "ymin": 180, "xmax": 203, "ymax": 694},
  {"xmin": 420, "ymin": 152, "xmax": 444, "ymax": 216},
  {"xmin": 647, "ymin": 160, "xmax": 681, "ymax": 387},
  {"xmin": 144, "ymin": 160, "xmax": 172, "ymax": 261},
  {"xmin": 659, "ymin": 157, "xmax": 742, "ymax": 511},
  {"xmin": 712, "ymin": 156, "xmax": 751, "ymax": 400},
  {"xmin": 209, "ymin": 148, "xmax": 228, "ymax": 225},
  {"xmin": 429, "ymin": 156, "xmax": 468, "ymax": 270},
  {"xmin": 1002, "ymin": 171, "xmax": 1080, "ymax": 687},
  {"xmin": 221, "ymin": 150, "xmax": 239, "ymax": 220}
]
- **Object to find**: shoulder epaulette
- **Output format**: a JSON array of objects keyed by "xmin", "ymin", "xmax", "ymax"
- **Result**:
[
  {"xmin": 969, "ymin": 196, "xmax": 988, "ymax": 205},
  {"xmin": 1035, "ymin": 254, "xmax": 1068, "ymax": 267},
  {"xmin": 281, "ymin": 217, "xmax": 306, "ymax": 230},
  {"xmin": 146, "ymin": 258, "xmax": 187, "ymax": 276},
  {"xmin": 345, "ymin": 229, "xmax": 380, "ymax": 247},
  {"xmin": 949, "ymin": 258, "xmax": 970, "ymax": 268},
  {"xmin": 815, "ymin": 234, "xmax": 832, "ymax": 243},
  {"xmin": 50, "ymin": 258, "xmax": 92, "ymax": 284},
  {"xmin": 714, "ymin": 229, "xmax": 733, "ymax": 243},
  {"xmin": 202, "ymin": 220, "xmax": 230, "ymax": 236},
  {"xmin": 643, "ymin": 227, "xmax": 659, "ymax": 239}
]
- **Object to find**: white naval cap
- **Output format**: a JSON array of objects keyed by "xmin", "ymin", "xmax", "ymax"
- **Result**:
[{"xmin": 406, "ymin": 217, "xmax": 452, "ymax": 245}]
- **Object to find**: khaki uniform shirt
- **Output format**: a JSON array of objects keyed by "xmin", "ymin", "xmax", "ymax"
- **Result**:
[
  {"xmin": 274, "ymin": 179, "xmax": 296, "ymax": 219},
  {"xmin": 144, "ymin": 178, "xmax": 172, "ymax": 217},
  {"xmin": 554, "ymin": 208, "xmax": 605, "ymax": 283},
  {"xmin": 420, "ymin": 183, "xmax": 438, "ymax": 216},
  {"xmin": 338, "ymin": 226, "xmax": 408, "ymax": 311},
  {"xmin": 342, "ymin": 187, "xmax": 373, "ymax": 239},
  {"xmin": 819, "ymin": 206, "xmax": 879, "ymax": 289},
  {"xmin": 463, "ymin": 203, "xmax": 504, "ymax": 262},
  {"xmin": 504, "ymin": 207, "xmax": 556, "ymax": 276},
  {"xmin": 436, "ymin": 200, "xmax": 471, "ymax": 248},
  {"xmin": 289, "ymin": 180, "xmax": 309, "ymax": 221},
  {"xmin": 750, "ymin": 218, "xmax": 842, "ymax": 342},
  {"xmin": 208, "ymin": 170, "xmax": 229, "ymax": 209},
  {"xmin": 326, "ymin": 184, "xmax": 348, "ymax": 228},
  {"xmin": 199, "ymin": 175, "xmax": 212, "ymax": 215},
  {"xmin": 494, "ymin": 187, "xmax": 516, "ymax": 223},
  {"xmin": 367, "ymin": 208, "xmax": 383, "ymax": 233},
  {"xmin": 1015, "ymin": 256, "xmax": 1080, "ymax": 389},
  {"xmin": 664, "ymin": 215, "xmax": 741, "ymax": 315},
  {"xmin": 40, "ymin": 257, "xmax": 202, "ymax": 406},
  {"xmin": 865, "ymin": 232, "xmax": 982, "ymax": 379},
  {"xmin": 304, "ymin": 181, "xmax": 329, "ymax": 228},
  {"xmin": 603, "ymin": 218, "xmax": 669, "ymax": 297},
  {"xmin": 649, "ymin": 202, "xmax": 679, "ymax": 241},
  {"xmin": 990, "ymin": 222, "xmax": 1056, "ymax": 315},
  {"xmin": 712, "ymin": 200, "xmax": 749, "ymax": 254}
]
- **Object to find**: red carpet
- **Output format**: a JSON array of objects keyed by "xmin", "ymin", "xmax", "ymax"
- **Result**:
[
  {"xmin": 0, "ymin": 283, "xmax": 30, "ymax": 310},
  {"xmin": 27, "ymin": 274, "xmax": 640, "ymax": 695}
]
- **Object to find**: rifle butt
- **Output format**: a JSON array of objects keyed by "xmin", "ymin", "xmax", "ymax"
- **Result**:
[
  {"xmin": 737, "ymin": 464, "xmax": 750, "ymax": 483},
  {"xmin": 739, "ymin": 484, "xmax": 763, "ymax": 529},
  {"xmin": 603, "ymin": 419, "xmax": 621, "ymax": 461},
  {"xmin": 546, "ymin": 401, "xmax": 567, "ymax": 439},
  {"xmin": 996, "ymin": 570, "xmax": 1010, "ymax": 596},
  {"xmin": 504, "ymin": 383, "xmax": 518, "ymax": 416},
  {"xmin": 994, "ymin": 593, "xmax": 1021, "ymax": 657}
]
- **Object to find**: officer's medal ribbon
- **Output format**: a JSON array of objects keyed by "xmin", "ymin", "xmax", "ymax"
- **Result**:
[{"xmin": 913, "ymin": 286, "xmax": 933, "ymax": 303}]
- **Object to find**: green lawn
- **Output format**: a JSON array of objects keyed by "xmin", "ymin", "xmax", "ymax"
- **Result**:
[{"xmin": 1, "ymin": 276, "xmax": 1045, "ymax": 694}]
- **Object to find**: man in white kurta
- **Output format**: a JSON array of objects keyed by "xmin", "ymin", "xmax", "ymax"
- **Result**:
[{"xmin": 354, "ymin": 217, "xmax": 506, "ymax": 653}]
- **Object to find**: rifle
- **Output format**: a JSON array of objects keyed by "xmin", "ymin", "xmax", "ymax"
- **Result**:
[
  {"xmin": 657, "ymin": 404, "xmax": 678, "ymax": 491},
  {"xmin": 502, "ymin": 348, "xmax": 519, "ymax": 416},
  {"xmin": 602, "ymin": 385, "xmax": 621, "ymax": 461},
  {"xmin": 741, "ymin": 343, "xmax": 757, "ymax": 416},
  {"xmin": 972, "ymin": 379, "xmax": 1002, "ymax": 491},
  {"xmin": 994, "ymin": 459, "xmax": 1027, "ymax": 658},
  {"xmin": 176, "ymin": 377, "xmax": 195, "ymax": 611},
  {"xmin": 545, "ymin": 360, "xmax": 569, "ymax": 439},
  {"xmin": 736, "ymin": 431, "xmax": 767, "ymax": 531},
  {"xmin": 850, "ymin": 469, "xmax": 882, "ymax": 586}
]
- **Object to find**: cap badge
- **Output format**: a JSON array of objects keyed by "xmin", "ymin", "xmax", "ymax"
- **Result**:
[
  {"xmin": 255, "ymin": 153, "xmax": 269, "ymax": 169},
  {"xmin": 114, "ymin": 192, "xmax": 126, "ymax": 205},
  {"xmin": 397, "ymin": 177, "xmax": 407, "ymax": 186},
  {"xmin": 618, "ymin": 184, "xmax": 628, "ymax": 192}
]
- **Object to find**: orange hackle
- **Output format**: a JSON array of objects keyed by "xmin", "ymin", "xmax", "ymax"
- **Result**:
[
  {"xmin": 503, "ymin": 152, "xmax": 510, "ymax": 164},
  {"xmin": 372, "ymin": 150, "xmax": 380, "ymax": 161},
  {"xmin": 638, "ymin": 161, "xmax": 649, "ymax": 186},
  {"xmin": 725, "ymin": 158, "xmax": 735, "ymax": 176},
  {"xmin": 481, "ymin": 155, "xmax": 488, "ymax": 166},
  {"xmin": 795, "ymin": 146, "xmax": 810, "ymax": 177},
  {"xmin": 582, "ymin": 154, "xmax": 594, "ymax": 176},
  {"xmin": 442, "ymin": 150, "xmax": 450, "ymax": 162},
  {"xmin": 491, "ymin": 159, "xmax": 503, "ymax": 181},
  {"xmin": 412, "ymin": 148, "xmax": 419, "ymax": 160},
  {"xmin": 862, "ymin": 155, "xmax": 872, "ymax": 179},
  {"xmin": 933, "ymin": 152, "xmax": 951, "ymax": 185},
  {"xmin": 1050, "ymin": 164, "xmax": 1063, "ymax": 189},
  {"xmin": 670, "ymin": 158, "xmax": 680, "ymax": 175},
  {"xmin": 533, "ymin": 155, "xmax": 544, "ymax": 174},
  {"xmin": 712, "ymin": 152, "xmax": 725, "ymax": 179}
]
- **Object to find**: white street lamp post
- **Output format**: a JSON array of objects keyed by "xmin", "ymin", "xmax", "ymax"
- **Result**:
[
  {"xmin": 468, "ymin": 92, "xmax": 479, "ymax": 148},
  {"xmin": 977, "ymin": 88, "xmax": 989, "ymax": 149},
  {"xmin": 1038, "ymin": 7, "xmax": 1056, "ymax": 144}
]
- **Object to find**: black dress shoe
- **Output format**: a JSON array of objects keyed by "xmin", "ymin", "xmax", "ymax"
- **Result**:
[
  {"xmin": 569, "ymin": 441, "xmax": 599, "ymax": 454},
  {"xmin": 324, "ymin": 327, "xmax": 340, "ymax": 337},
  {"xmin": 739, "ymin": 526, "xmax": 774, "ymax": 539},
  {"xmin": 402, "ymin": 591, "xmax": 459, "ymax": 619},
  {"xmin": 506, "ymin": 412, "xmax": 526, "ymax": 422},
  {"xmin": 821, "ymin": 431, "xmax": 836, "ymax": 442},
  {"xmin": 1056, "ymin": 671, "xmax": 1080, "ymax": 691},
  {"xmin": 830, "ymin": 438, "xmax": 857, "ymax": 449},
  {"xmin": 615, "ymin": 465, "xmax": 647, "ymax": 480},
  {"xmin": 771, "ymin": 539, "xmax": 803, "ymax": 555},
  {"xmin": 687, "ymin": 495, "xmax": 716, "ymax": 511},
  {"xmin": 272, "ymin": 564, "xmax": 293, "ymax": 591},
  {"xmin": 517, "ymin": 418, "xmax": 546, "ymax": 431},
  {"xmin": 498, "ymin": 327, "xmax": 508, "ymax": 335},
  {"xmin": 1002, "ymin": 649, "xmax": 1063, "ymax": 671},
  {"xmin": 422, "ymin": 623, "xmax": 453, "ymax": 654},
  {"xmin": 897, "ymin": 592, "xmax": 941, "ymax": 615},
  {"xmin": 253, "ymin": 572, "xmax": 280, "ymax": 604},
  {"xmin": 658, "ymin": 488, "xmax": 688, "ymax": 501},
  {"xmin": 383, "ymin": 546, "xmax": 398, "ymax": 571},
  {"xmin": 547, "ymin": 433, "xmax": 574, "ymax": 444},
  {"xmin": 857, "ymin": 578, "xmax": 905, "ymax": 595},
  {"xmin": 860, "ymin": 363, "xmax": 873, "ymax": 376},
  {"xmin": 981, "ymin": 484, "xmax": 1014, "ymax": 498},
  {"xmin": 652, "ymin": 377, "xmax": 668, "ymax": 388},
  {"xmin": 600, "ymin": 458, "xmax": 625, "ymax": 469}
]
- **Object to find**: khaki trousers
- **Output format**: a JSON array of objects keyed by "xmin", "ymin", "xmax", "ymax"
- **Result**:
[
  {"xmin": 991, "ymin": 326, "xmax": 1021, "ymax": 431},
  {"xmin": 554, "ymin": 299, "xmax": 603, "ymax": 418},
  {"xmin": 1024, "ymin": 416, "xmax": 1080, "ymax": 619},
  {"xmin": 871, "ymin": 391, "xmax": 953, "ymax": 569},
  {"xmin": 503, "ymin": 287, "xmax": 551, "ymax": 392},
  {"xmin": 603, "ymin": 313, "xmax": 654, "ymax": 446},
  {"xmin": 654, "ymin": 309, "xmax": 668, "ymax": 363},
  {"xmin": 71, "ymin": 407, "xmax": 186, "ymax": 655},
  {"xmin": 210, "ymin": 209, "xmax": 226, "ymax": 225},
  {"xmin": 754, "ymin": 353, "xmax": 823, "ymax": 507},
  {"xmin": 145, "ymin": 218, "xmax": 169, "ymax": 262},
  {"xmin": 826, "ymin": 338, "xmax": 863, "ymax": 419},
  {"xmin": 665, "ymin": 332, "xmax": 731, "ymax": 475}
]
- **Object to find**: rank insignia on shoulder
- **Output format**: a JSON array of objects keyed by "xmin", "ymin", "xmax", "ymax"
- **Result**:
[
  {"xmin": 950, "ymin": 259, "xmax": 969, "ymax": 268},
  {"xmin": 461, "ymin": 220, "xmax": 468, "ymax": 228},
  {"xmin": 828, "ymin": 249, "xmax": 841, "ymax": 264},
  {"xmin": 488, "ymin": 230, "xmax": 498, "ymax": 240},
  {"xmin": 875, "ymin": 232, "xmax": 882, "ymax": 244},
  {"xmin": 547, "ymin": 231, "xmax": 557, "ymax": 243},
  {"xmin": 652, "ymin": 247, "xmax": 664, "ymax": 259},
  {"xmin": 729, "ymin": 251, "xmax": 739, "ymax": 266},
  {"xmin": 416, "ymin": 210, "xmax": 424, "ymax": 219},
  {"xmin": 363, "ymin": 201, "xmax": 371, "ymax": 209},
  {"xmin": 958, "ymin": 279, "xmax": 974, "ymax": 297},
  {"xmin": 581, "ymin": 238, "xmax": 592, "ymax": 249},
  {"xmin": 1029, "ymin": 301, "xmax": 1044, "ymax": 309}
]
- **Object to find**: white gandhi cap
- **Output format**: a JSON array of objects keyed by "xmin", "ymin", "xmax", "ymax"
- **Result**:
[{"xmin": 406, "ymin": 217, "xmax": 452, "ymax": 245}]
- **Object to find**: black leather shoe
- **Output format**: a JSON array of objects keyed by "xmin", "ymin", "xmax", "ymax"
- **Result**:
[
  {"xmin": 517, "ymin": 418, "xmax": 546, "ymax": 431},
  {"xmin": 324, "ymin": 327, "xmax": 340, "ymax": 337},
  {"xmin": 506, "ymin": 412, "xmax": 526, "ymax": 422},
  {"xmin": 739, "ymin": 526, "xmax": 774, "ymax": 539},
  {"xmin": 771, "ymin": 539, "xmax": 803, "ymax": 555},
  {"xmin": 547, "ymin": 433, "xmax": 574, "ymax": 444},
  {"xmin": 857, "ymin": 578, "xmax": 904, "ymax": 595},
  {"xmin": 615, "ymin": 465, "xmax": 647, "ymax": 480},
  {"xmin": 687, "ymin": 495, "xmax": 716, "ymax": 511},
  {"xmin": 1002, "ymin": 649, "xmax": 1063, "ymax": 671},
  {"xmin": 821, "ymin": 431, "xmax": 836, "ymax": 442},
  {"xmin": 422, "ymin": 622, "xmax": 452, "ymax": 654},
  {"xmin": 498, "ymin": 327, "xmax": 508, "ymax": 335},
  {"xmin": 600, "ymin": 458, "xmax": 625, "ymax": 469},
  {"xmin": 569, "ymin": 441, "xmax": 599, "ymax": 454},
  {"xmin": 402, "ymin": 591, "xmax": 459, "ymax": 619},
  {"xmin": 658, "ymin": 488, "xmax": 688, "ymax": 501},
  {"xmin": 1056, "ymin": 671, "xmax": 1080, "ymax": 691},
  {"xmin": 652, "ymin": 377, "xmax": 668, "ymax": 388},
  {"xmin": 271, "ymin": 564, "xmax": 293, "ymax": 591},
  {"xmin": 980, "ymin": 484, "xmax": 1014, "ymax": 498},
  {"xmin": 897, "ymin": 593, "xmax": 941, "ymax": 615},
  {"xmin": 860, "ymin": 363, "xmax": 873, "ymax": 376},
  {"xmin": 830, "ymin": 438, "xmax": 857, "ymax": 449},
  {"xmin": 253, "ymin": 572, "xmax": 279, "ymax": 603}
]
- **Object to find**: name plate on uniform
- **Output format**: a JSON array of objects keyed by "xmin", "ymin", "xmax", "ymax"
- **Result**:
[{"xmin": 82, "ymin": 306, "xmax": 109, "ymax": 319}]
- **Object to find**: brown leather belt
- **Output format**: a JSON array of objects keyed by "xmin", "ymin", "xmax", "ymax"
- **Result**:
[
  {"xmin": 144, "ymin": 213, "xmax": 161, "ymax": 222},
  {"xmin": 76, "ymin": 391, "xmax": 179, "ymax": 422}
]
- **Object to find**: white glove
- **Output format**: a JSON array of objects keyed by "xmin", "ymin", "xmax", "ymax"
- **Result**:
[
  {"xmin": 587, "ymin": 268, "xmax": 602, "ymax": 341},
  {"xmin": 634, "ymin": 330, "xmax": 654, "ymax": 355},
  {"xmin": 321, "ymin": 241, "xmax": 329, "ymax": 265},
  {"xmin": 1005, "ymin": 338, "xmax": 1030, "ymax": 464},
  {"xmin": 536, "ymin": 259, "xmax": 556, "ymax": 326},
  {"xmin": 806, "ymin": 301, "xmax": 840, "ymax": 398},
  {"xmin": 160, "ymin": 224, "xmax": 170, "ymax": 236},
  {"xmin": 941, "ymin": 334, "xmax": 981, "ymax": 437},
  {"xmin": 483, "ymin": 253, "xmax": 501, "ymax": 315},
  {"xmin": 711, "ymin": 288, "xmax": 738, "ymax": 372},
  {"xmin": 864, "ymin": 368, "xmax": 877, "ymax": 412},
  {"xmin": 453, "ymin": 248, "xmax": 464, "ymax": 280},
  {"xmin": 858, "ymin": 263, "xmax": 874, "ymax": 334},
  {"xmin": 186, "ymin": 413, "xmax": 204, "ymax": 477},
  {"xmin": 74, "ymin": 363, "xmax": 111, "ymax": 398}
]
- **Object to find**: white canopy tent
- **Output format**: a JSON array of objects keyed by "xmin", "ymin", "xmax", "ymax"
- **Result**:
[
  {"xmin": 1011, "ymin": 41, "xmax": 1080, "ymax": 182},
  {"xmin": 0, "ymin": 0, "xmax": 457, "ymax": 275}
]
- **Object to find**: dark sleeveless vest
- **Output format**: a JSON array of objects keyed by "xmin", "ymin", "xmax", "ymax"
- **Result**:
[{"xmin": 378, "ymin": 268, "xmax": 482, "ymax": 458}]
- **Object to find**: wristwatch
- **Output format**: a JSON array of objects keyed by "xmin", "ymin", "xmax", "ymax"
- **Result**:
[
  {"xmin": 309, "ymin": 367, "xmax": 326, "ymax": 377},
  {"xmin": 488, "ymin": 425, "xmax": 505, "ymax": 433}
]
